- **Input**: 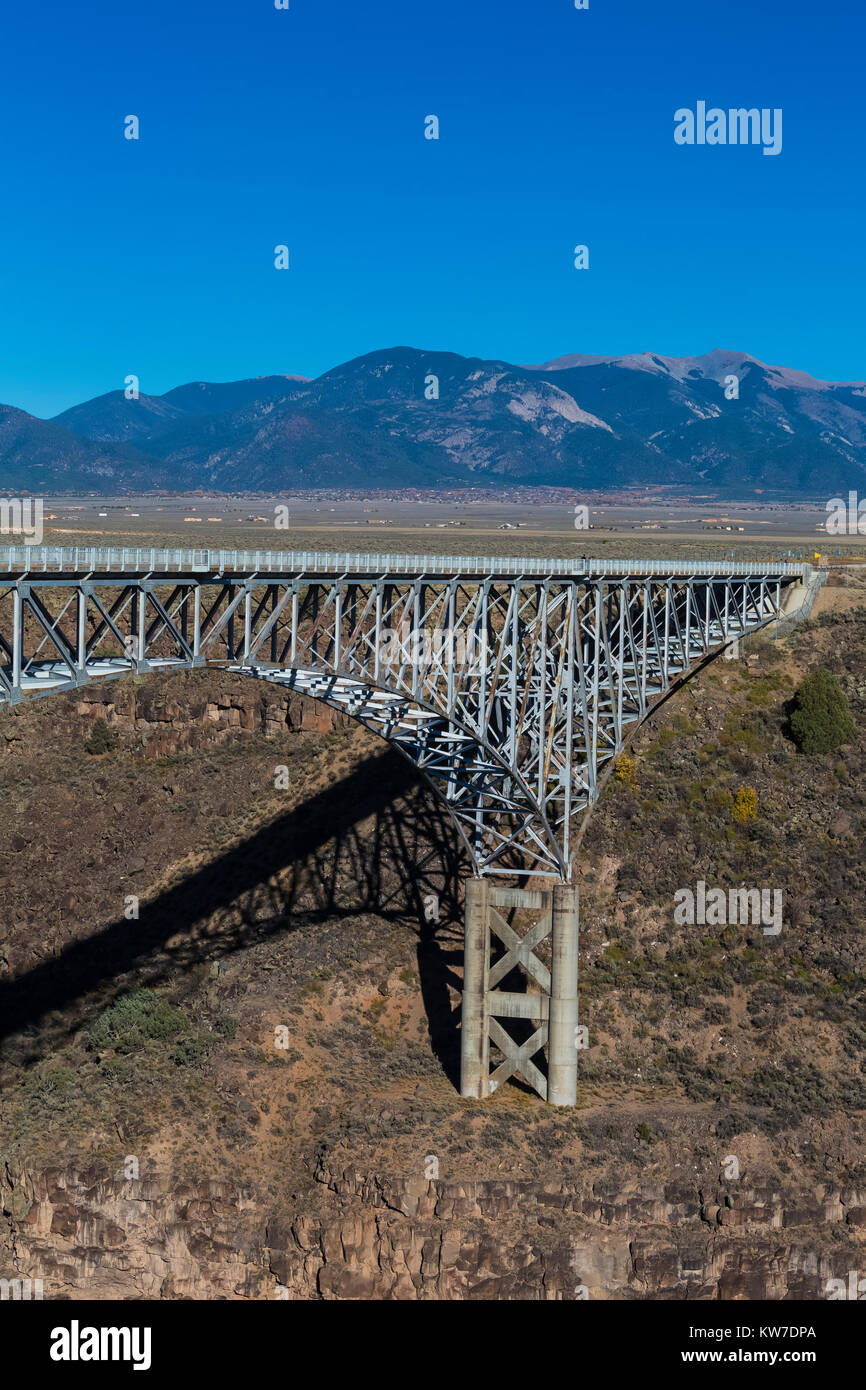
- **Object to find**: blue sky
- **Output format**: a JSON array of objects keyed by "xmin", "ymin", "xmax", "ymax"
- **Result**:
[{"xmin": 2, "ymin": 0, "xmax": 863, "ymax": 416}]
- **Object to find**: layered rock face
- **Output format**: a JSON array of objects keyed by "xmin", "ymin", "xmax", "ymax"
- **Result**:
[
  {"xmin": 72, "ymin": 675, "xmax": 347, "ymax": 755},
  {"xmin": 3, "ymin": 1162, "xmax": 864, "ymax": 1300}
]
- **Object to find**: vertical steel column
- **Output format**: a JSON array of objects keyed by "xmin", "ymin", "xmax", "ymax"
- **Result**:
[
  {"xmin": 723, "ymin": 581, "xmax": 730, "ymax": 638},
  {"xmin": 590, "ymin": 584, "xmax": 601, "ymax": 781},
  {"xmin": 446, "ymin": 579, "xmax": 456, "ymax": 717},
  {"xmin": 536, "ymin": 583, "xmax": 549, "ymax": 802},
  {"xmin": 663, "ymin": 582, "xmax": 671, "ymax": 677},
  {"xmin": 76, "ymin": 586, "xmax": 87, "ymax": 674},
  {"xmin": 243, "ymin": 585, "xmax": 252, "ymax": 661},
  {"xmin": 136, "ymin": 587, "xmax": 146, "ymax": 667},
  {"xmin": 12, "ymin": 584, "xmax": 22, "ymax": 693},
  {"xmin": 548, "ymin": 882, "xmax": 579, "ymax": 1106},
  {"xmin": 509, "ymin": 583, "xmax": 519, "ymax": 759},
  {"xmin": 373, "ymin": 582, "xmax": 383, "ymax": 683},
  {"xmin": 333, "ymin": 588, "xmax": 342, "ymax": 669},
  {"xmin": 290, "ymin": 584, "xmax": 299, "ymax": 665},
  {"xmin": 227, "ymin": 584, "xmax": 236, "ymax": 661},
  {"xmin": 640, "ymin": 581, "xmax": 649, "ymax": 713},
  {"xmin": 561, "ymin": 592, "xmax": 576, "ymax": 873},
  {"xmin": 460, "ymin": 877, "xmax": 490, "ymax": 1099},
  {"xmin": 685, "ymin": 581, "xmax": 692, "ymax": 658},
  {"xmin": 192, "ymin": 585, "xmax": 202, "ymax": 664},
  {"xmin": 411, "ymin": 580, "xmax": 421, "ymax": 702},
  {"xmin": 615, "ymin": 583, "xmax": 625, "ymax": 745}
]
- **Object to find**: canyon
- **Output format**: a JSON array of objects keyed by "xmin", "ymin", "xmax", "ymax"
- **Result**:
[{"xmin": 1, "ymin": 578, "xmax": 865, "ymax": 1299}]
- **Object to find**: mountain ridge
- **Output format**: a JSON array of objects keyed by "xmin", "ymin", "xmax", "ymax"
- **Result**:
[{"xmin": 3, "ymin": 346, "xmax": 866, "ymax": 495}]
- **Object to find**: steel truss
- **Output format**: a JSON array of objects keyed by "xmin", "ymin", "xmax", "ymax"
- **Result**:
[{"xmin": 0, "ymin": 547, "xmax": 805, "ymax": 881}]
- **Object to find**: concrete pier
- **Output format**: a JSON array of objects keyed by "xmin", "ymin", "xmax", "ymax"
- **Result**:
[
  {"xmin": 547, "ymin": 883, "xmax": 579, "ymax": 1106},
  {"xmin": 460, "ymin": 878, "xmax": 491, "ymax": 1098},
  {"xmin": 460, "ymin": 878, "xmax": 579, "ymax": 1104}
]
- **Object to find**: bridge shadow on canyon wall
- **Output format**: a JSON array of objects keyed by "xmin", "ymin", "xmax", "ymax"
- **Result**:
[{"xmin": 0, "ymin": 748, "xmax": 469, "ymax": 1087}]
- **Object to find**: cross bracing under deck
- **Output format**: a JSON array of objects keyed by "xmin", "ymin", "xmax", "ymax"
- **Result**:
[{"xmin": 0, "ymin": 545, "xmax": 810, "ymax": 881}]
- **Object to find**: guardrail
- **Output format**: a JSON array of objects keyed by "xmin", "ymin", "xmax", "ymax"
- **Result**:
[{"xmin": 0, "ymin": 545, "xmax": 807, "ymax": 579}]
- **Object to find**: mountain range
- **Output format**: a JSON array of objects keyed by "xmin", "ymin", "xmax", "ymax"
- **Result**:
[{"xmin": 2, "ymin": 346, "xmax": 866, "ymax": 495}]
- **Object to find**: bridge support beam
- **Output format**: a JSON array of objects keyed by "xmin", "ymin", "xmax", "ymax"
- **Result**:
[
  {"xmin": 548, "ymin": 883, "xmax": 579, "ymax": 1107},
  {"xmin": 460, "ymin": 879, "xmax": 579, "ymax": 1105},
  {"xmin": 460, "ymin": 878, "xmax": 491, "ymax": 1099}
]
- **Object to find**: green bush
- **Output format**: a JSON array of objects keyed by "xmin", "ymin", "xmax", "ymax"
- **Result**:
[
  {"xmin": 87, "ymin": 989, "xmax": 189, "ymax": 1055},
  {"xmin": 169, "ymin": 1035, "xmax": 213, "ymax": 1067},
  {"xmin": 85, "ymin": 718, "xmax": 118, "ymax": 755},
  {"xmin": 35, "ymin": 1067, "xmax": 79, "ymax": 1105},
  {"xmin": 790, "ymin": 668, "xmax": 856, "ymax": 755}
]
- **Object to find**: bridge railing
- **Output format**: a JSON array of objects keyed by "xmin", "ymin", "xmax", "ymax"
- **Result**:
[{"xmin": 0, "ymin": 545, "xmax": 807, "ymax": 579}]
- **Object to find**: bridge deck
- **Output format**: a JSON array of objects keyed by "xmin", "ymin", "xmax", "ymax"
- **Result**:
[{"xmin": 0, "ymin": 545, "xmax": 808, "ymax": 581}]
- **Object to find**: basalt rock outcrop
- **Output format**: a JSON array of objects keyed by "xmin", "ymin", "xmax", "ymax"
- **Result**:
[
  {"xmin": 74, "ymin": 674, "xmax": 347, "ymax": 755},
  {"xmin": 2, "ymin": 1160, "xmax": 864, "ymax": 1300}
]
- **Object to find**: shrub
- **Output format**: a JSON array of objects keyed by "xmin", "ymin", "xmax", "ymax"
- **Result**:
[
  {"xmin": 732, "ymin": 786, "xmax": 758, "ymax": 826},
  {"xmin": 614, "ymin": 753, "xmax": 639, "ymax": 792},
  {"xmin": 35, "ymin": 1067, "xmax": 78, "ymax": 1106},
  {"xmin": 704, "ymin": 1001, "xmax": 731, "ymax": 1024},
  {"xmin": 714, "ymin": 1109, "xmax": 747, "ymax": 1141},
  {"xmin": 170, "ymin": 1035, "xmax": 213, "ymax": 1067},
  {"xmin": 87, "ymin": 989, "xmax": 189, "ymax": 1055},
  {"xmin": 790, "ymin": 667, "xmax": 856, "ymax": 755},
  {"xmin": 85, "ymin": 718, "xmax": 118, "ymax": 755}
]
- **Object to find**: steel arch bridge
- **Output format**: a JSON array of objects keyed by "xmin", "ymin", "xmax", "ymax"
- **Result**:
[{"xmin": 0, "ymin": 544, "xmax": 814, "ymax": 1104}]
